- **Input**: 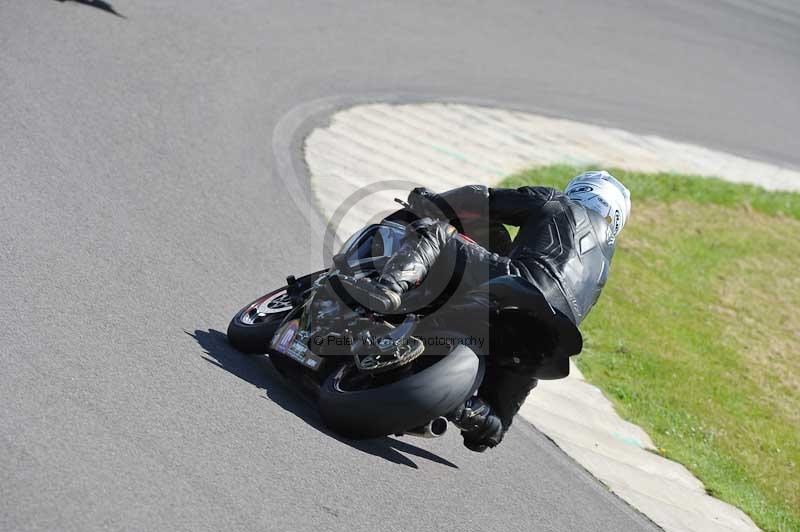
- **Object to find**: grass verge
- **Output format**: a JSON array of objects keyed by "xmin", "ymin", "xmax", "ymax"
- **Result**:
[{"xmin": 500, "ymin": 165, "xmax": 799, "ymax": 531}]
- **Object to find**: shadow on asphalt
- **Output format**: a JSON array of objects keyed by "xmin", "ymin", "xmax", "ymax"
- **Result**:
[
  {"xmin": 55, "ymin": 0, "xmax": 126, "ymax": 19},
  {"xmin": 187, "ymin": 329, "xmax": 458, "ymax": 470}
]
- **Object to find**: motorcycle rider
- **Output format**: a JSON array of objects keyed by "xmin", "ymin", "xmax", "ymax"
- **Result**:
[{"xmin": 341, "ymin": 171, "xmax": 631, "ymax": 452}]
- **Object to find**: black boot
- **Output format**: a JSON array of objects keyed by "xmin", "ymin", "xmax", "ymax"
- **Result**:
[
  {"xmin": 338, "ymin": 220, "xmax": 458, "ymax": 313},
  {"xmin": 337, "ymin": 276, "xmax": 403, "ymax": 314},
  {"xmin": 448, "ymin": 396, "xmax": 504, "ymax": 452},
  {"xmin": 447, "ymin": 363, "xmax": 539, "ymax": 452}
]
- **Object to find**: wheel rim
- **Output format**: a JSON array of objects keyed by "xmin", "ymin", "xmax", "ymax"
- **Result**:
[
  {"xmin": 332, "ymin": 356, "xmax": 434, "ymax": 393},
  {"xmin": 239, "ymin": 290, "xmax": 293, "ymax": 325},
  {"xmin": 333, "ymin": 364, "xmax": 381, "ymax": 393}
]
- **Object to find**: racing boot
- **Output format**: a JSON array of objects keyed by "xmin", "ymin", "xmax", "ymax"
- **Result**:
[
  {"xmin": 339, "ymin": 219, "xmax": 458, "ymax": 313},
  {"xmin": 447, "ymin": 396, "xmax": 504, "ymax": 452},
  {"xmin": 336, "ymin": 276, "xmax": 402, "ymax": 314},
  {"xmin": 448, "ymin": 364, "xmax": 539, "ymax": 452}
]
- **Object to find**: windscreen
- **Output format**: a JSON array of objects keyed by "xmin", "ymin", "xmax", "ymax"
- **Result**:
[{"xmin": 340, "ymin": 223, "xmax": 407, "ymax": 268}]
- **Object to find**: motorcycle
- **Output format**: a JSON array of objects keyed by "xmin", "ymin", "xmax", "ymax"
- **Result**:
[{"xmin": 227, "ymin": 206, "xmax": 579, "ymax": 440}]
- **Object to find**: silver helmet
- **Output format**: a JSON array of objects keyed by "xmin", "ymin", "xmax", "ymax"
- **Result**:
[{"xmin": 565, "ymin": 170, "xmax": 631, "ymax": 240}]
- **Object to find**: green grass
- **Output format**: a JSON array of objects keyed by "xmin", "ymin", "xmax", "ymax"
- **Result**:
[{"xmin": 499, "ymin": 165, "xmax": 800, "ymax": 532}]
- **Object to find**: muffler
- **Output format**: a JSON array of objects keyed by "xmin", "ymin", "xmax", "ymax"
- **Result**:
[{"xmin": 403, "ymin": 417, "xmax": 448, "ymax": 438}]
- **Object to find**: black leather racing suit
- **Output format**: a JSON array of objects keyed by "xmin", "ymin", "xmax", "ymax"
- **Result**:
[{"xmin": 375, "ymin": 184, "xmax": 617, "ymax": 438}]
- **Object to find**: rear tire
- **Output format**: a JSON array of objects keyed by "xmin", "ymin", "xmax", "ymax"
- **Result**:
[
  {"xmin": 318, "ymin": 341, "xmax": 483, "ymax": 439},
  {"xmin": 227, "ymin": 286, "xmax": 293, "ymax": 354}
]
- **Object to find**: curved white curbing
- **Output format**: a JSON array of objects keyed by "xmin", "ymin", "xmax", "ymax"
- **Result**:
[{"xmin": 304, "ymin": 102, "xmax": 789, "ymax": 532}]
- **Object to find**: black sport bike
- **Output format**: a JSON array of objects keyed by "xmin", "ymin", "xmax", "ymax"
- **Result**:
[{"xmin": 227, "ymin": 208, "xmax": 570, "ymax": 440}]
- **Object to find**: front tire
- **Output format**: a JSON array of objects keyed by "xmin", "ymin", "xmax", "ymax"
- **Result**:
[{"xmin": 227, "ymin": 287, "xmax": 294, "ymax": 354}]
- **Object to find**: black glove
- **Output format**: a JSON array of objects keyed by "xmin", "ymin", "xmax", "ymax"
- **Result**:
[{"xmin": 406, "ymin": 187, "xmax": 459, "ymax": 224}]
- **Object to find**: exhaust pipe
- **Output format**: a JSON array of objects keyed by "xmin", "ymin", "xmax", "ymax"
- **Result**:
[{"xmin": 404, "ymin": 417, "xmax": 448, "ymax": 438}]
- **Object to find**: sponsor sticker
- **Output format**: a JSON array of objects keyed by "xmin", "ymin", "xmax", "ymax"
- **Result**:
[
  {"xmin": 568, "ymin": 185, "xmax": 594, "ymax": 194},
  {"xmin": 287, "ymin": 339, "xmax": 308, "ymax": 362},
  {"xmin": 271, "ymin": 320, "xmax": 299, "ymax": 354}
]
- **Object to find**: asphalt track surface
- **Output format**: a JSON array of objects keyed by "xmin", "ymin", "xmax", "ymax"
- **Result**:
[{"xmin": 1, "ymin": 1, "xmax": 798, "ymax": 530}]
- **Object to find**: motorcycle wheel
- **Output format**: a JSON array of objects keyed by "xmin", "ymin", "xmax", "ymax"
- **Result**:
[
  {"xmin": 227, "ymin": 286, "xmax": 294, "ymax": 354},
  {"xmin": 318, "ymin": 338, "xmax": 483, "ymax": 439}
]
